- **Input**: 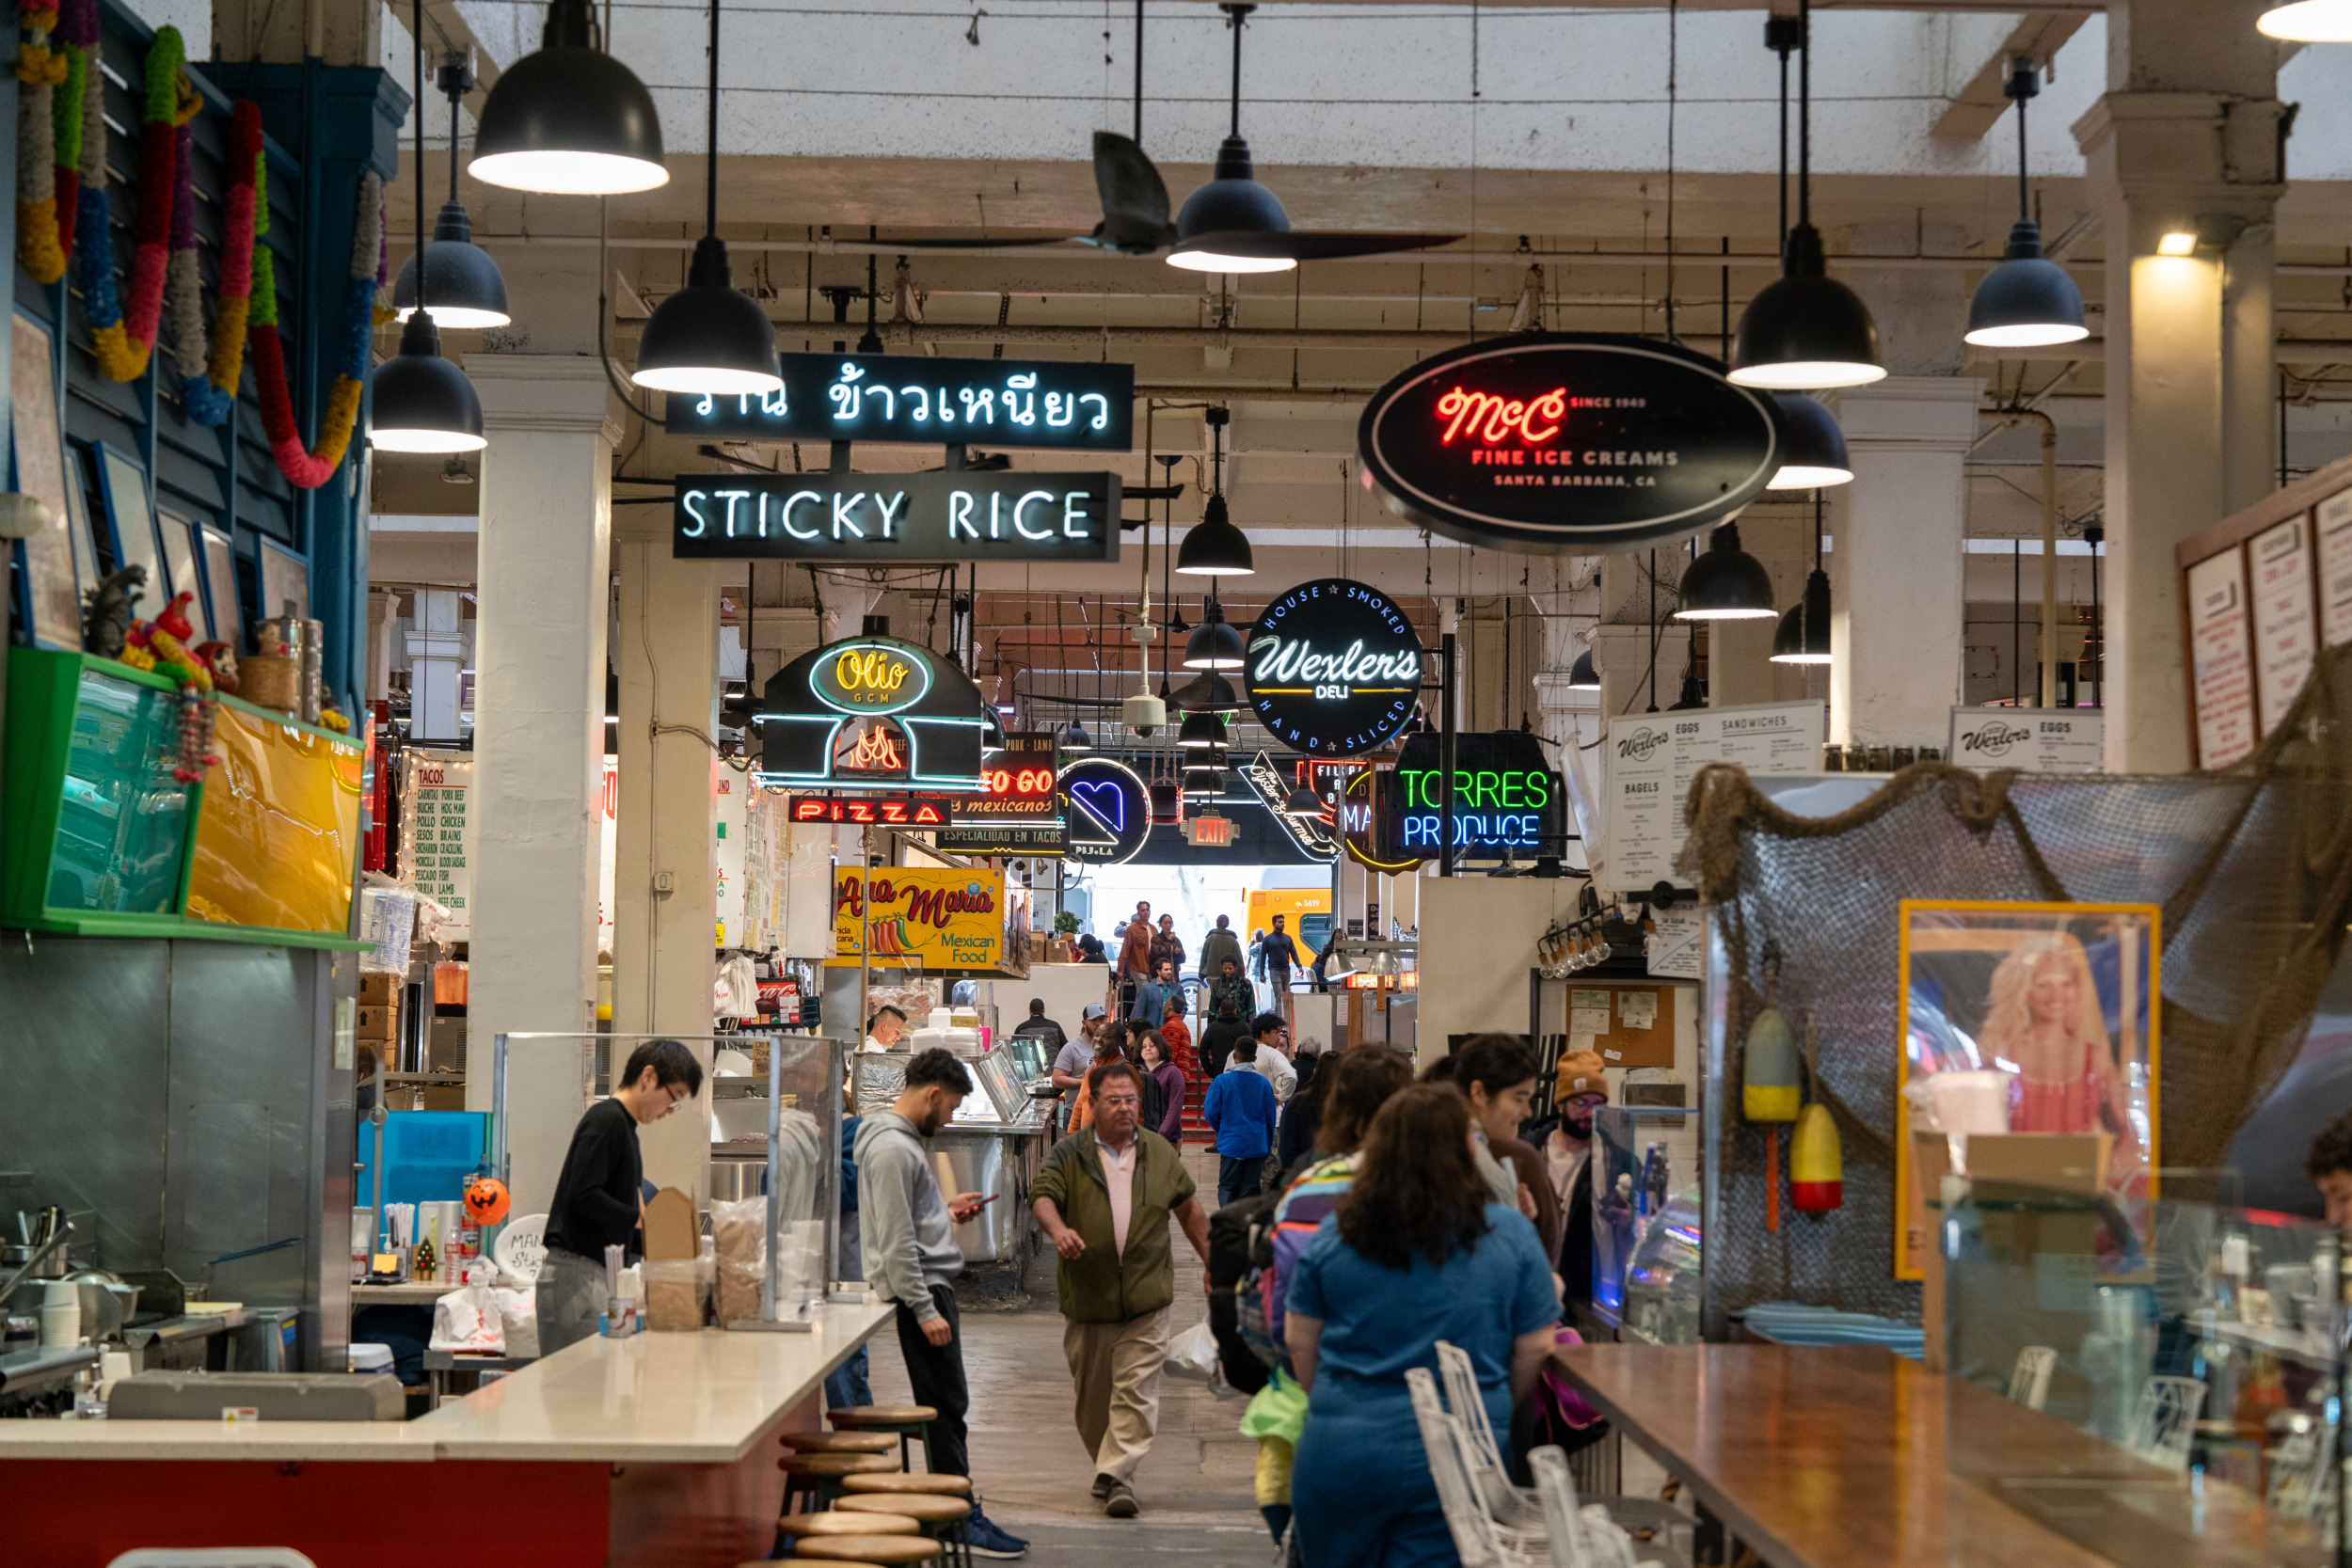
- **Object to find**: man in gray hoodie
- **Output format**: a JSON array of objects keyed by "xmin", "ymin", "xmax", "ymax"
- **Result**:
[{"xmin": 854, "ymin": 1049, "xmax": 1029, "ymax": 1558}]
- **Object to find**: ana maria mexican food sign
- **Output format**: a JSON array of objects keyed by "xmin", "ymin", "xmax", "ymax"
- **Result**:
[{"xmin": 831, "ymin": 865, "xmax": 1009, "ymax": 972}]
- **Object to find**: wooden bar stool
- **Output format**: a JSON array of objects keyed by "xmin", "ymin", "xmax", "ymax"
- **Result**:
[
  {"xmin": 838, "ymin": 1492, "xmax": 973, "ymax": 1568},
  {"xmin": 789, "ymin": 1537, "xmax": 943, "ymax": 1563},
  {"xmin": 841, "ymin": 1472, "xmax": 973, "ymax": 1499},
  {"xmin": 779, "ymin": 1511, "xmax": 920, "ymax": 1540},
  {"xmin": 781, "ymin": 1429, "xmax": 900, "ymax": 1455},
  {"xmin": 779, "ymin": 1449, "xmax": 901, "ymax": 1518},
  {"xmin": 828, "ymin": 1402, "xmax": 939, "ymax": 1473}
]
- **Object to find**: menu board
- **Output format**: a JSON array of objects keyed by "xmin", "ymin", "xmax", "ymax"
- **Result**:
[
  {"xmin": 2250, "ymin": 515, "xmax": 2318, "ymax": 731},
  {"xmin": 401, "ymin": 749, "xmax": 473, "ymax": 938},
  {"xmin": 2187, "ymin": 552, "xmax": 2256, "ymax": 768},
  {"xmin": 2319, "ymin": 489, "xmax": 2352, "ymax": 649},
  {"xmin": 1947, "ymin": 707, "xmax": 2104, "ymax": 773},
  {"xmin": 1602, "ymin": 700, "xmax": 1824, "ymax": 893}
]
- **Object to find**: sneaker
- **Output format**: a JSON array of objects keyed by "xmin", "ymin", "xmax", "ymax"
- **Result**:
[
  {"xmin": 964, "ymin": 1508, "xmax": 1028, "ymax": 1559},
  {"xmin": 1091, "ymin": 1472, "xmax": 1115, "ymax": 1499},
  {"xmin": 1104, "ymin": 1479, "xmax": 1139, "ymax": 1518}
]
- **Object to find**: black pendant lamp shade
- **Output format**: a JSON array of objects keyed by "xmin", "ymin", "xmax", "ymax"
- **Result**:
[
  {"xmin": 1064, "ymin": 717, "xmax": 1095, "ymax": 752},
  {"xmin": 634, "ymin": 237, "xmax": 782, "ymax": 394},
  {"xmin": 1766, "ymin": 391, "xmax": 1852, "ymax": 489},
  {"xmin": 1178, "ymin": 709, "xmax": 1230, "ymax": 749},
  {"xmin": 1169, "ymin": 671, "xmax": 1242, "ymax": 712},
  {"xmin": 394, "ymin": 204, "xmax": 510, "ymax": 329},
  {"xmin": 1667, "ymin": 673, "xmax": 1708, "ymax": 711},
  {"xmin": 629, "ymin": 0, "xmax": 779, "ymax": 395},
  {"xmin": 1177, "ymin": 492, "xmax": 1254, "ymax": 575},
  {"xmin": 1567, "ymin": 648, "xmax": 1600, "ymax": 690},
  {"xmin": 1728, "ymin": 4, "xmax": 1883, "ymax": 391},
  {"xmin": 373, "ymin": 313, "xmax": 486, "ymax": 451},
  {"xmin": 1964, "ymin": 67, "xmax": 2086, "ymax": 349},
  {"xmin": 1729, "ymin": 226, "xmax": 1884, "ymax": 390},
  {"xmin": 1675, "ymin": 523, "xmax": 1777, "ymax": 621},
  {"xmin": 373, "ymin": 0, "xmax": 485, "ymax": 454},
  {"xmin": 469, "ymin": 0, "xmax": 666, "ymax": 194},
  {"xmin": 1170, "ymin": 135, "xmax": 1296, "ymax": 275},
  {"xmin": 1771, "ymin": 568, "xmax": 1834, "ymax": 663},
  {"xmin": 1184, "ymin": 598, "xmax": 1247, "ymax": 670},
  {"xmin": 1283, "ymin": 784, "xmax": 1324, "ymax": 816},
  {"xmin": 1184, "ymin": 765, "xmax": 1228, "ymax": 796}
]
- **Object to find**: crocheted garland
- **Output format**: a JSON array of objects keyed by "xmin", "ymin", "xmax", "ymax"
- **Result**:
[
  {"xmin": 76, "ymin": 24, "xmax": 191, "ymax": 383},
  {"xmin": 182, "ymin": 101, "xmax": 262, "ymax": 427},
  {"xmin": 48, "ymin": 0, "xmax": 89, "ymax": 261},
  {"xmin": 247, "ymin": 161, "xmax": 378, "ymax": 488},
  {"xmin": 13, "ymin": 0, "xmax": 66, "ymax": 281}
]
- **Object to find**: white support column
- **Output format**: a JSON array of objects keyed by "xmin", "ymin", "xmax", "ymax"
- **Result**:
[
  {"xmin": 406, "ymin": 589, "xmax": 467, "ymax": 743},
  {"xmin": 1708, "ymin": 620, "xmax": 1777, "ymax": 709},
  {"xmin": 465, "ymin": 357, "xmax": 620, "ymax": 1216},
  {"xmin": 366, "ymin": 587, "xmax": 399, "ymax": 705},
  {"xmin": 2075, "ymin": 0, "xmax": 2284, "ymax": 770},
  {"xmin": 611, "ymin": 515, "xmax": 724, "ymax": 1200},
  {"xmin": 1830, "ymin": 379, "xmax": 1984, "ymax": 750}
]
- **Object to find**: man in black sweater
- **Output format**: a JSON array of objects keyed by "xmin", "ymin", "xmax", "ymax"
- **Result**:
[{"xmin": 535, "ymin": 1038, "xmax": 704, "ymax": 1354}]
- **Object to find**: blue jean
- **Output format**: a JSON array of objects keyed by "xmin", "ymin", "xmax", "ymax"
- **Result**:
[
  {"xmin": 824, "ymin": 1344, "xmax": 872, "ymax": 1409},
  {"xmin": 1294, "ymin": 1372, "xmax": 1514, "ymax": 1567},
  {"xmin": 1218, "ymin": 1153, "xmax": 1266, "ymax": 1207}
]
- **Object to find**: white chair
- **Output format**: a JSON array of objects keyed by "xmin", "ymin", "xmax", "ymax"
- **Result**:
[
  {"xmin": 2007, "ymin": 1345, "xmax": 2057, "ymax": 1412},
  {"xmin": 1437, "ymin": 1339, "xmax": 1547, "ymax": 1527},
  {"xmin": 2123, "ymin": 1375, "xmax": 2207, "ymax": 1472},
  {"xmin": 1531, "ymin": 1445, "xmax": 1593, "ymax": 1568},
  {"xmin": 494, "ymin": 1212, "xmax": 548, "ymax": 1284},
  {"xmin": 1407, "ymin": 1367, "xmax": 1549, "ymax": 1567}
]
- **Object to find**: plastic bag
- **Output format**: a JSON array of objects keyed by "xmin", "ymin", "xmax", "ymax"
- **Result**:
[
  {"xmin": 711, "ymin": 1196, "xmax": 767, "ymax": 1323},
  {"xmin": 1167, "ymin": 1319, "xmax": 1236, "ymax": 1398},
  {"xmin": 491, "ymin": 1286, "xmax": 539, "ymax": 1358},
  {"xmin": 644, "ymin": 1259, "xmax": 704, "ymax": 1332},
  {"xmin": 429, "ymin": 1285, "xmax": 503, "ymax": 1354}
]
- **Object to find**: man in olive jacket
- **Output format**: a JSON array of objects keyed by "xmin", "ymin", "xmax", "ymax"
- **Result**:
[{"xmin": 1031, "ymin": 1057, "xmax": 1214, "ymax": 1521}]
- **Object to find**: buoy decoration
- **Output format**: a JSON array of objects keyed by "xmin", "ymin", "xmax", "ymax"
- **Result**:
[
  {"xmin": 1742, "ymin": 960, "xmax": 1801, "ymax": 1232},
  {"xmin": 1790, "ymin": 1102, "xmax": 1843, "ymax": 1212}
]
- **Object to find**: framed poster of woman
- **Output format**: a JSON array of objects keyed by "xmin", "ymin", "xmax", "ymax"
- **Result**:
[
  {"xmin": 8, "ymin": 312, "xmax": 84, "ymax": 648},
  {"xmin": 1894, "ymin": 899, "xmax": 2159, "ymax": 1279}
]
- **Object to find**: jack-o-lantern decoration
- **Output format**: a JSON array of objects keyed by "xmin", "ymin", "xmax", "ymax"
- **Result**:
[{"xmin": 463, "ymin": 1176, "xmax": 510, "ymax": 1227}]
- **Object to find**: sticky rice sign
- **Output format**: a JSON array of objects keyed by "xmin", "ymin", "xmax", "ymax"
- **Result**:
[{"xmin": 831, "ymin": 865, "xmax": 1008, "ymax": 971}]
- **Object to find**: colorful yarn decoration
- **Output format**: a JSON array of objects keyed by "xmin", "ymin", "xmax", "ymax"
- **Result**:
[
  {"xmin": 78, "ymin": 24, "xmax": 188, "ymax": 382},
  {"xmin": 199, "ymin": 102, "xmax": 262, "ymax": 415},
  {"xmin": 49, "ymin": 0, "xmax": 89, "ymax": 261},
  {"xmin": 14, "ymin": 0, "xmax": 66, "ymax": 281},
  {"xmin": 246, "ymin": 164, "xmax": 377, "ymax": 488}
]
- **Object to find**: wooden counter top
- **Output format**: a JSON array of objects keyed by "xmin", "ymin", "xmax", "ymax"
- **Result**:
[
  {"xmin": 1550, "ymin": 1344, "xmax": 2160, "ymax": 1568},
  {"xmin": 0, "ymin": 1302, "xmax": 893, "ymax": 1465}
]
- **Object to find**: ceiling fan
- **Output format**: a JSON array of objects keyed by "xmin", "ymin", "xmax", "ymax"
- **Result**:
[{"xmin": 886, "ymin": 2, "xmax": 1458, "ymax": 268}]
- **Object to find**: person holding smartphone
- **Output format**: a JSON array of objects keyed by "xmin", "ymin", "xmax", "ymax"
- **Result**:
[{"xmin": 854, "ymin": 1049, "xmax": 1029, "ymax": 1558}]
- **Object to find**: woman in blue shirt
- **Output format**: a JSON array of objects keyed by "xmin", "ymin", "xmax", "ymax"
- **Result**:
[{"xmin": 1284, "ymin": 1084, "xmax": 1563, "ymax": 1567}]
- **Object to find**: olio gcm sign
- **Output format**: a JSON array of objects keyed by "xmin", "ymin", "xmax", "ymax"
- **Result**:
[
  {"xmin": 1246, "ymin": 579, "xmax": 1423, "ymax": 758},
  {"xmin": 1357, "ymin": 333, "xmax": 1787, "ymax": 552}
]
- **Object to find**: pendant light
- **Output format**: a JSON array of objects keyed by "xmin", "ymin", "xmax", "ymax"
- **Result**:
[
  {"xmin": 630, "ymin": 0, "xmax": 781, "ymax": 395},
  {"xmin": 1963, "ymin": 63, "xmax": 2087, "ymax": 349},
  {"xmin": 1283, "ymin": 784, "xmax": 1324, "ymax": 816},
  {"xmin": 1676, "ymin": 523, "xmax": 1776, "ymax": 621},
  {"xmin": 1728, "ymin": 3, "xmax": 1884, "ymax": 391},
  {"xmin": 1169, "ymin": 3, "xmax": 1295, "ymax": 275},
  {"xmin": 1178, "ymin": 709, "xmax": 1230, "ymax": 749},
  {"xmin": 394, "ymin": 53, "xmax": 510, "ymax": 329},
  {"xmin": 1185, "ymin": 764, "xmax": 1228, "ymax": 796},
  {"xmin": 1766, "ymin": 391, "xmax": 1851, "ymax": 488},
  {"xmin": 1567, "ymin": 648, "xmax": 1600, "ymax": 690},
  {"xmin": 1064, "ymin": 717, "xmax": 1094, "ymax": 752},
  {"xmin": 2260, "ymin": 1, "xmax": 2352, "ymax": 38},
  {"xmin": 1169, "ymin": 671, "xmax": 1241, "ymax": 713},
  {"xmin": 469, "ymin": 0, "xmax": 666, "ymax": 194},
  {"xmin": 1772, "ymin": 493, "xmax": 1834, "ymax": 664},
  {"xmin": 371, "ymin": 0, "xmax": 485, "ymax": 454},
  {"xmin": 1178, "ymin": 406, "xmax": 1254, "ymax": 576},
  {"xmin": 1184, "ymin": 598, "xmax": 1247, "ymax": 670}
]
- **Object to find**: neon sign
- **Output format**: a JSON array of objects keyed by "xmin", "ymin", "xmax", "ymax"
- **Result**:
[
  {"xmin": 673, "ymin": 472, "xmax": 1121, "ymax": 564},
  {"xmin": 665, "ymin": 352, "xmax": 1135, "ymax": 452},
  {"xmin": 1371, "ymin": 732, "xmax": 1566, "ymax": 863},
  {"xmin": 1245, "ymin": 579, "xmax": 1423, "ymax": 758},
  {"xmin": 835, "ymin": 720, "xmax": 908, "ymax": 775},
  {"xmin": 790, "ymin": 794, "xmax": 952, "ymax": 826},
  {"xmin": 814, "ymin": 644, "xmax": 929, "ymax": 715},
  {"xmin": 754, "ymin": 634, "xmax": 989, "ymax": 792},
  {"xmin": 1358, "ymin": 332, "xmax": 1786, "ymax": 552},
  {"xmin": 1058, "ymin": 757, "xmax": 1152, "ymax": 864}
]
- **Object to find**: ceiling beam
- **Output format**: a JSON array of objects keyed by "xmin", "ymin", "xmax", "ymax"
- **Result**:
[{"xmin": 1931, "ymin": 13, "xmax": 2090, "ymax": 141}]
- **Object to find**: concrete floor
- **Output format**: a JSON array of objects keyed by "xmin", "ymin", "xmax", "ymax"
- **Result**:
[{"xmin": 862, "ymin": 1145, "xmax": 1281, "ymax": 1566}]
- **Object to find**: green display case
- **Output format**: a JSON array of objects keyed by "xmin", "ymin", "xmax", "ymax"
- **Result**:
[{"xmin": 1, "ymin": 645, "xmax": 366, "ymax": 945}]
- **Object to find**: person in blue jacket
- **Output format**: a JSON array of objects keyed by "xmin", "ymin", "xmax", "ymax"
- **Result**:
[
  {"xmin": 1202, "ymin": 1037, "xmax": 1280, "ymax": 1207},
  {"xmin": 1283, "ymin": 1084, "xmax": 1563, "ymax": 1567}
]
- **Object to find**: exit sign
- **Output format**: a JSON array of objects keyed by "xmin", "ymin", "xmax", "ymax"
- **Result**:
[{"xmin": 1183, "ymin": 814, "xmax": 1237, "ymax": 847}]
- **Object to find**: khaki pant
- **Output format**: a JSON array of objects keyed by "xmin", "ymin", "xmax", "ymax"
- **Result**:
[{"xmin": 1061, "ymin": 1307, "xmax": 1172, "ymax": 1484}]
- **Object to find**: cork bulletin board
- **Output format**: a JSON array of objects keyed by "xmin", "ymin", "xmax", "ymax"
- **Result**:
[{"xmin": 1564, "ymin": 981, "xmax": 1680, "ymax": 1070}]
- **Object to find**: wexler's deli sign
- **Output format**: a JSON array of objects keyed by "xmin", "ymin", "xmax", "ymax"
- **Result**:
[
  {"xmin": 1246, "ymin": 579, "xmax": 1423, "ymax": 758},
  {"xmin": 831, "ymin": 864, "xmax": 1009, "ymax": 971},
  {"xmin": 668, "ymin": 353, "xmax": 1135, "ymax": 451},
  {"xmin": 674, "ymin": 471, "xmax": 1121, "ymax": 564},
  {"xmin": 1357, "ymin": 333, "xmax": 1787, "ymax": 552}
]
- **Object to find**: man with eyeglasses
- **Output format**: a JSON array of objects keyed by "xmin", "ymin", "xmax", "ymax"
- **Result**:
[{"xmin": 538, "ymin": 1038, "xmax": 704, "ymax": 1355}]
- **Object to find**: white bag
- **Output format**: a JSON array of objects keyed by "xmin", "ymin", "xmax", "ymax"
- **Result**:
[
  {"xmin": 429, "ymin": 1285, "xmax": 503, "ymax": 1354},
  {"xmin": 491, "ymin": 1286, "xmax": 539, "ymax": 1358},
  {"xmin": 1165, "ymin": 1319, "xmax": 1227, "ymax": 1390}
]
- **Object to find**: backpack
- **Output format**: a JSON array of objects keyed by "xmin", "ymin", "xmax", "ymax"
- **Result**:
[
  {"xmin": 1236, "ymin": 1155, "xmax": 1353, "ymax": 1371},
  {"xmin": 1137, "ymin": 1067, "xmax": 1167, "ymax": 1136},
  {"xmin": 1205, "ymin": 1190, "xmax": 1279, "ymax": 1396}
]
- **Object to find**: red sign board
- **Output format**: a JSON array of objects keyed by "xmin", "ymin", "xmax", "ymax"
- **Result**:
[{"xmin": 790, "ymin": 794, "xmax": 953, "ymax": 827}]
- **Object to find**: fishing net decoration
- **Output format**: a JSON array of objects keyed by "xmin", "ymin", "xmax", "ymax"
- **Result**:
[{"xmin": 1677, "ymin": 646, "xmax": 2352, "ymax": 1334}]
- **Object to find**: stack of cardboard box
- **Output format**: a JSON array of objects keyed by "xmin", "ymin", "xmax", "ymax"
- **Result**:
[{"xmin": 358, "ymin": 973, "xmax": 401, "ymax": 1061}]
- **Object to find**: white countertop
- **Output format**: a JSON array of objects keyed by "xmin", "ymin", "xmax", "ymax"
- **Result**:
[{"xmin": 0, "ymin": 1301, "xmax": 894, "ymax": 1464}]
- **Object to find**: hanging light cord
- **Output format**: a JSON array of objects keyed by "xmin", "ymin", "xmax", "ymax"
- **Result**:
[
  {"xmin": 1662, "ymin": 0, "xmax": 1677, "ymax": 342},
  {"xmin": 2011, "ymin": 64, "xmax": 2031, "ymax": 224},
  {"xmin": 1776, "ymin": 29, "xmax": 1789, "ymax": 245},
  {"xmin": 412, "ymin": 0, "xmax": 429, "ymax": 322},
  {"xmin": 1228, "ymin": 4, "xmax": 1245, "ymax": 138},
  {"xmin": 1798, "ymin": 0, "xmax": 1811, "ymax": 231},
  {"xmin": 704, "ymin": 0, "xmax": 721, "ymax": 242}
]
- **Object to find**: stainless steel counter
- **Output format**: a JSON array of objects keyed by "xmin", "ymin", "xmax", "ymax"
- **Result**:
[{"xmin": 932, "ymin": 1107, "xmax": 1050, "ymax": 1263}]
